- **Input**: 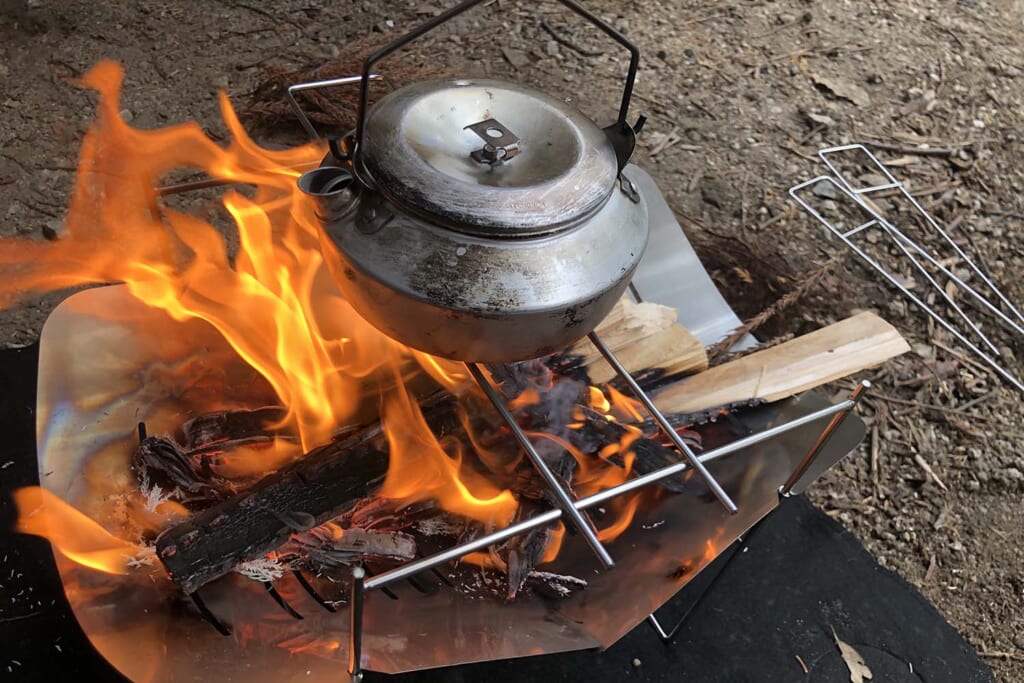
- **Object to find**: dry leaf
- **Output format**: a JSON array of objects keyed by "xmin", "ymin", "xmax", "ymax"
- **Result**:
[
  {"xmin": 733, "ymin": 266, "xmax": 754, "ymax": 284},
  {"xmin": 832, "ymin": 628, "xmax": 873, "ymax": 683},
  {"xmin": 811, "ymin": 74, "xmax": 871, "ymax": 107}
]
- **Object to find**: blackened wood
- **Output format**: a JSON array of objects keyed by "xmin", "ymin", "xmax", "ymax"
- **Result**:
[
  {"xmin": 284, "ymin": 527, "xmax": 417, "ymax": 567},
  {"xmin": 133, "ymin": 435, "xmax": 231, "ymax": 506},
  {"xmin": 155, "ymin": 429, "xmax": 389, "ymax": 594},
  {"xmin": 501, "ymin": 499, "xmax": 555, "ymax": 600},
  {"xmin": 179, "ymin": 406, "xmax": 288, "ymax": 450}
]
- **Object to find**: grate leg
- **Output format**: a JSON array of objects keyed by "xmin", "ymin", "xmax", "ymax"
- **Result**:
[
  {"xmin": 780, "ymin": 380, "xmax": 869, "ymax": 496},
  {"xmin": 348, "ymin": 566, "xmax": 366, "ymax": 683}
]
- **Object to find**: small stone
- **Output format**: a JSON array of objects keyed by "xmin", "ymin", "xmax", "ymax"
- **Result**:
[
  {"xmin": 811, "ymin": 179, "xmax": 838, "ymax": 199},
  {"xmin": 500, "ymin": 47, "xmax": 530, "ymax": 69},
  {"xmin": 41, "ymin": 219, "xmax": 60, "ymax": 241},
  {"xmin": 912, "ymin": 343, "xmax": 934, "ymax": 359},
  {"xmin": 119, "ymin": 108, "xmax": 134, "ymax": 123},
  {"xmin": 545, "ymin": 40, "xmax": 560, "ymax": 57},
  {"xmin": 1004, "ymin": 467, "xmax": 1024, "ymax": 482},
  {"xmin": 632, "ymin": 658, "xmax": 642, "ymax": 667},
  {"xmin": 858, "ymin": 173, "xmax": 889, "ymax": 188},
  {"xmin": 972, "ymin": 119, "xmax": 986, "ymax": 129}
]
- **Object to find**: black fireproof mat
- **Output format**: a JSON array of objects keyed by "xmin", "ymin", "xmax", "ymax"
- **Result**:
[{"xmin": 0, "ymin": 344, "xmax": 993, "ymax": 683}]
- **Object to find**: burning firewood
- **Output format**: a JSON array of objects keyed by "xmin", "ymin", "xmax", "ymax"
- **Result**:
[
  {"xmin": 154, "ymin": 424, "xmax": 391, "ymax": 594},
  {"xmin": 143, "ymin": 311, "xmax": 907, "ymax": 599},
  {"xmin": 143, "ymin": 365, "xmax": 705, "ymax": 595}
]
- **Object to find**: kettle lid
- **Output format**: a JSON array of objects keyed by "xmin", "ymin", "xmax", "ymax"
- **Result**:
[{"xmin": 357, "ymin": 78, "xmax": 618, "ymax": 238}]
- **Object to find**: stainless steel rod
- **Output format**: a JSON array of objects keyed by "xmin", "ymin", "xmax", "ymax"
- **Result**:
[
  {"xmin": 580, "ymin": 397, "xmax": 853, "ymax": 508},
  {"xmin": 646, "ymin": 614, "xmax": 670, "ymax": 640},
  {"xmin": 780, "ymin": 380, "xmax": 869, "ymax": 495},
  {"xmin": 286, "ymin": 74, "xmax": 384, "ymax": 140},
  {"xmin": 348, "ymin": 566, "xmax": 365, "ymax": 683},
  {"xmin": 363, "ymin": 396, "xmax": 855, "ymax": 591},
  {"xmin": 364, "ymin": 508, "xmax": 562, "ymax": 591},
  {"xmin": 588, "ymin": 331, "xmax": 739, "ymax": 514},
  {"xmin": 467, "ymin": 363, "xmax": 615, "ymax": 569}
]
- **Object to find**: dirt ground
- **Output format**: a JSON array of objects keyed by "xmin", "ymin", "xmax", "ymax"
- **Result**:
[{"xmin": 1, "ymin": 0, "xmax": 1022, "ymax": 680}]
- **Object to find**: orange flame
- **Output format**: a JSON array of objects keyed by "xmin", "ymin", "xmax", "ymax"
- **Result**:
[
  {"xmin": 1, "ymin": 62, "xmax": 516, "ymax": 532},
  {"xmin": 379, "ymin": 360, "xmax": 517, "ymax": 526},
  {"xmin": 3, "ymin": 62, "xmax": 658, "ymax": 584},
  {"xmin": 13, "ymin": 487, "xmax": 144, "ymax": 574}
]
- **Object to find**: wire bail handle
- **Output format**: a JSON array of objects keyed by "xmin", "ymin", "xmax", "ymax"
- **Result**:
[{"xmin": 350, "ymin": 0, "xmax": 642, "ymax": 172}]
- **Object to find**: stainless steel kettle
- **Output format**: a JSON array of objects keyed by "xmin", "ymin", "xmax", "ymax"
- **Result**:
[{"xmin": 297, "ymin": 0, "xmax": 649, "ymax": 363}]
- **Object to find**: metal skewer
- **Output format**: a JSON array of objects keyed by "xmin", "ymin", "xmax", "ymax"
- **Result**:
[
  {"xmin": 588, "ymin": 331, "xmax": 739, "ymax": 514},
  {"xmin": 468, "ymin": 363, "xmax": 615, "ymax": 569}
]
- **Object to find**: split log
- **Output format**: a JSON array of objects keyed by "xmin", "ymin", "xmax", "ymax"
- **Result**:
[
  {"xmin": 653, "ymin": 312, "xmax": 909, "ymax": 414},
  {"xmin": 561, "ymin": 298, "xmax": 708, "ymax": 383}
]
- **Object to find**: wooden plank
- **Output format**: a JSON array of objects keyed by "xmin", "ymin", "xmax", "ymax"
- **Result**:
[
  {"xmin": 653, "ymin": 312, "xmax": 909, "ymax": 414},
  {"xmin": 567, "ymin": 297, "xmax": 708, "ymax": 383}
]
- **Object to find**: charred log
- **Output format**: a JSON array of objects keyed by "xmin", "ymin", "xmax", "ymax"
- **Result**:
[
  {"xmin": 155, "ymin": 426, "xmax": 389, "ymax": 594},
  {"xmin": 179, "ymin": 406, "xmax": 288, "ymax": 450},
  {"xmin": 284, "ymin": 527, "xmax": 417, "ymax": 567},
  {"xmin": 133, "ymin": 435, "xmax": 233, "ymax": 506}
]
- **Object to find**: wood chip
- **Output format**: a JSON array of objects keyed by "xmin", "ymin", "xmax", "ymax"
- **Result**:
[
  {"xmin": 832, "ymin": 628, "xmax": 874, "ymax": 683},
  {"xmin": 924, "ymin": 554, "xmax": 938, "ymax": 583}
]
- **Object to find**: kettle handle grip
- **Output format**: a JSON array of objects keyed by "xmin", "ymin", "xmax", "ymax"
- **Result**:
[{"xmin": 351, "ymin": 0, "xmax": 640, "ymax": 162}]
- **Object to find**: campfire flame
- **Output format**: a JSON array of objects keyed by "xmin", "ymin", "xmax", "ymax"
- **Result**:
[
  {"xmin": 13, "ymin": 487, "xmax": 144, "ymax": 575},
  {"xmin": 5, "ymin": 63, "xmax": 647, "ymax": 589}
]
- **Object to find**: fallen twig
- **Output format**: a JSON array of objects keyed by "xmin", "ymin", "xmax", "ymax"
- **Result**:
[
  {"xmin": 978, "ymin": 650, "xmax": 1024, "ymax": 663},
  {"xmin": 912, "ymin": 453, "xmax": 948, "ymax": 491},
  {"xmin": 932, "ymin": 340, "xmax": 999, "ymax": 381},
  {"xmin": 539, "ymin": 19, "xmax": 605, "ymax": 57},
  {"xmin": 863, "ymin": 139, "xmax": 988, "ymax": 156},
  {"xmin": 707, "ymin": 253, "xmax": 843, "ymax": 363}
]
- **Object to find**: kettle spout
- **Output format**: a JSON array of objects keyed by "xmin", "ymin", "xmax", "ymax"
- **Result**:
[{"xmin": 297, "ymin": 167, "xmax": 355, "ymax": 220}]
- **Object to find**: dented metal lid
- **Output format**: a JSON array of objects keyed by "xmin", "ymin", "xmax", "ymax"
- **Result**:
[{"xmin": 357, "ymin": 78, "xmax": 619, "ymax": 238}]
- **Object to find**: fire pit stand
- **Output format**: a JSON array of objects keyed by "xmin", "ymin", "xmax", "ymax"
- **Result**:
[
  {"xmin": 24, "ymin": 163, "xmax": 878, "ymax": 680},
  {"xmin": 0, "ymin": 343, "xmax": 994, "ymax": 683}
]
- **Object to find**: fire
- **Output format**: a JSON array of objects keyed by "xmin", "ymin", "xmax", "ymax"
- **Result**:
[
  {"xmin": 378, "ymin": 360, "xmax": 517, "ymax": 526},
  {"xmin": 1, "ymin": 61, "xmax": 514, "ymax": 527},
  {"xmin": 13, "ymin": 487, "xmax": 145, "ymax": 574}
]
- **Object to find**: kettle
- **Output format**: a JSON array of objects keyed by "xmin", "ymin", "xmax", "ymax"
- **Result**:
[{"xmin": 297, "ymin": 0, "xmax": 648, "ymax": 363}]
